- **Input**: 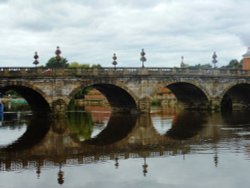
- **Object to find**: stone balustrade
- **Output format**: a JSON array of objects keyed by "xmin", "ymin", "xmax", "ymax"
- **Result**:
[{"xmin": 0, "ymin": 67, "xmax": 250, "ymax": 77}]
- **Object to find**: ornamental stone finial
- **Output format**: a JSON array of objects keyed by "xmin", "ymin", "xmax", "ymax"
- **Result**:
[
  {"xmin": 55, "ymin": 46, "xmax": 62, "ymax": 62},
  {"xmin": 112, "ymin": 53, "xmax": 118, "ymax": 69},
  {"xmin": 140, "ymin": 49, "xmax": 147, "ymax": 68},
  {"xmin": 212, "ymin": 51, "xmax": 218, "ymax": 68},
  {"xmin": 33, "ymin": 51, "xmax": 39, "ymax": 67}
]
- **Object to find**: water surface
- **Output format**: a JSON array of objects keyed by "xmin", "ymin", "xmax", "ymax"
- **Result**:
[{"xmin": 0, "ymin": 109, "xmax": 249, "ymax": 188}]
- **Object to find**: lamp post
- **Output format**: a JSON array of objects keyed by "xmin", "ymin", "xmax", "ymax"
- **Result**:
[
  {"xmin": 33, "ymin": 51, "xmax": 39, "ymax": 67},
  {"xmin": 212, "ymin": 52, "xmax": 218, "ymax": 68},
  {"xmin": 140, "ymin": 49, "xmax": 146, "ymax": 68},
  {"xmin": 112, "ymin": 53, "xmax": 118, "ymax": 70}
]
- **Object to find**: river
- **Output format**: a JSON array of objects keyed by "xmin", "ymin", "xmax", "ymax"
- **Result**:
[{"xmin": 0, "ymin": 106, "xmax": 249, "ymax": 188}]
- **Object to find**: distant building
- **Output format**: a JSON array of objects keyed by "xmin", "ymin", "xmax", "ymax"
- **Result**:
[
  {"xmin": 84, "ymin": 89, "xmax": 108, "ymax": 105},
  {"xmin": 180, "ymin": 56, "xmax": 188, "ymax": 68},
  {"xmin": 85, "ymin": 88, "xmax": 177, "ymax": 108},
  {"xmin": 154, "ymin": 87, "xmax": 177, "ymax": 107},
  {"xmin": 242, "ymin": 47, "xmax": 250, "ymax": 70},
  {"xmin": 180, "ymin": 62, "xmax": 188, "ymax": 68}
]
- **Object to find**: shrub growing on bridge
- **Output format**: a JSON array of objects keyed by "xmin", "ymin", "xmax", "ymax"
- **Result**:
[{"xmin": 46, "ymin": 57, "xmax": 69, "ymax": 68}]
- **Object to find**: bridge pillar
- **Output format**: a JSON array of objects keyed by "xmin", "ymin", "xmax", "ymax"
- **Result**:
[
  {"xmin": 51, "ymin": 99, "xmax": 67, "ymax": 116},
  {"xmin": 138, "ymin": 97, "xmax": 151, "ymax": 113},
  {"xmin": 210, "ymin": 97, "xmax": 221, "ymax": 112}
]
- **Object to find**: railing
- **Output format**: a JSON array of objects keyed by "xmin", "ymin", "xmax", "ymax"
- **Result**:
[{"xmin": 0, "ymin": 67, "xmax": 250, "ymax": 77}]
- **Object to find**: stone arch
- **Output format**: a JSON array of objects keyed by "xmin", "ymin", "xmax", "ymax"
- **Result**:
[
  {"xmin": 68, "ymin": 81, "xmax": 139, "ymax": 113},
  {"xmin": 221, "ymin": 82, "xmax": 250, "ymax": 111},
  {"xmin": 0, "ymin": 81, "xmax": 51, "ymax": 113},
  {"xmin": 153, "ymin": 81, "xmax": 210, "ymax": 110}
]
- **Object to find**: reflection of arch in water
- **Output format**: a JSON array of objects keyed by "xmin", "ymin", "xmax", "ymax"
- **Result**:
[
  {"xmin": 222, "ymin": 111, "xmax": 250, "ymax": 127},
  {"xmin": 166, "ymin": 111, "xmax": 208, "ymax": 140},
  {"xmin": 151, "ymin": 115, "xmax": 173, "ymax": 136},
  {"xmin": 83, "ymin": 113, "xmax": 137, "ymax": 145},
  {"xmin": 2, "ymin": 115, "xmax": 51, "ymax": 151}
]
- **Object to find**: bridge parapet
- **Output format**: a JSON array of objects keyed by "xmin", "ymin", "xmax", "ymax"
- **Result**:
[{"xmin": 1, "ymin": 67, "xmax": 250, "ymax": 77}]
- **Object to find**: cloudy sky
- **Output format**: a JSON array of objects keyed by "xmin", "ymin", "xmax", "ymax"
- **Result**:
[{"xmin": 0, "ymin": 0, "xmax": 250, "ymax": 67}]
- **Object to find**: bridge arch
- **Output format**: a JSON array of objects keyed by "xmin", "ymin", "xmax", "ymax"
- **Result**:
[
  {"xmin": 69, "ymin": 82, "xmax": 139, "ymax": 113},
  {"xmin": 221, "ymin": 83, "xmax": 250, "ymax": 111},
  {"xmin": 0, "ymin": 83, "xmax": 51, "ymax": 113},
  {"xmin": 155, "ymin": 81, "xmax": 210, "ymax": 110}
]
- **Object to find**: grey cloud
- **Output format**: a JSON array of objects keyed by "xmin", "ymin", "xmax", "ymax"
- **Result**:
[
  {"xmin": 0, "ymin": 0, "xmax": 250, "ymax": 67},
  {"xmin": 239, "ymin": 34, "xmax": 250, "ymax": 46},
  {"xmin": 0, "ymin": 0, "xmax": 8, "ymax": 4}
]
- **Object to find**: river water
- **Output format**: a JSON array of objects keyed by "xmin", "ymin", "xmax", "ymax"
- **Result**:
[{"xmin": 0, "ymin": 107, "xmax": 249, "ymax": 188}]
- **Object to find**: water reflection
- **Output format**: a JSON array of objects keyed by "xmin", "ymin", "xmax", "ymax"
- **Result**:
[
  {"xmin": 1, "ymin": 110, "xmax": 249, "ymax": 157},
  {"xmin": 0, "ymin": 125, "xmax": 27, "ymax": 147},
  {"xmin": 222, "ymin": 111, "xmax": 250, "ymax": 126},
  {"xmin": 0, "ymin": 112, "xmax": 29, "ymax": 147},
  {"xmin": 83, "ymin": 113, "xmax": 137, "ymax": 145},
  {"xmin": 2, "ymin": 114, "xmax": 50, "ymax": 151},
  {"xmin": 166, "ymin": 111, "xmax": 208, "ymax": 139},
  {"xmin": 0, "ymin": 111, "xmax": 233, "ymax": 158},
  {"xmin": 0, "ymin": 110, "xmax": 249, "ymax": 187},
  {"xmin": 67, "ymin": 112, "xmax": 96, "ymax": 141}
]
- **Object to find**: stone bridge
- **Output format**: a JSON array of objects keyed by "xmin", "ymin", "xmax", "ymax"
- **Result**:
[{"xmin": 1, "ymin": 67, "xmax": 250, "ymax": 115}]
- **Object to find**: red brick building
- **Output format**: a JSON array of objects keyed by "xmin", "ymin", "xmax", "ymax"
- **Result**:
[{"xmin": 242, "ymin": 47, "xmax": 250, "ymax": 70}]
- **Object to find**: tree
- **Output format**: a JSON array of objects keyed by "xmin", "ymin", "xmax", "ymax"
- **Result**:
[
  {"xmin": 69, "ymin": 62, "xmax": 90, "ymax": 68},
  {"xmin": 189, "ymin": 63, "xmax": 212, "ymax": 69},
  {"xmin": 91, "ymin": 64, "xmax": 102, "ymax": 68},
  {"xmin": 74, "ymin": 87, "xmax": 92, "ymax": 99},
  {"xmin": 68, "ymin": 62, "xmax": 102, "ymax": 69},
  {"xmin": 45, "ymin": 57, "xmax": 69, "ymax": 68},
  {"xmin": 221, "ymin": 59, "xmax": 242, "ymax": 69}
]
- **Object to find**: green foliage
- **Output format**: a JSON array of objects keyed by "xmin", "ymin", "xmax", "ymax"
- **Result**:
[
  {"xmin": 45, "ymin": 57, "xmax": 69, "ymax": 68},
  {"xmin": 189, "ymin": 63, "xmax": 212, "ymax": 69},
  {"xmin": 69, "ymin": 62, "xmax": 90, "ymax": 68},
  {"xmin": 151, "ymin": 98, "xmax": 161, "ymax": 106},
  {"xmin": 74, "ymin": 87, "xmax": 92, "ymax": 99},
  {"xmin": 221, "ymin": 59, "xmax": 242, "ymax": 69},
  {"xmin": 188, "ymin": 59, "xmax": 243, "ymax": 69},
  {"xmin": 68, "ymin": 62, "xmax": 102, "ymax": 69},
  {"xmin": 91, "ymin": 64, "xmax": 102, "ymax": 68},
  {"xmin": 4, "ymin": 90, "xmax": 20, "ymax": 98},
  {"xmin": 67, "ymin": 112, "xmax": 94, "ymax": 141},
  {"xmin": 5, "ymin": 100, "xmax": 30, "ymax": 111}
]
